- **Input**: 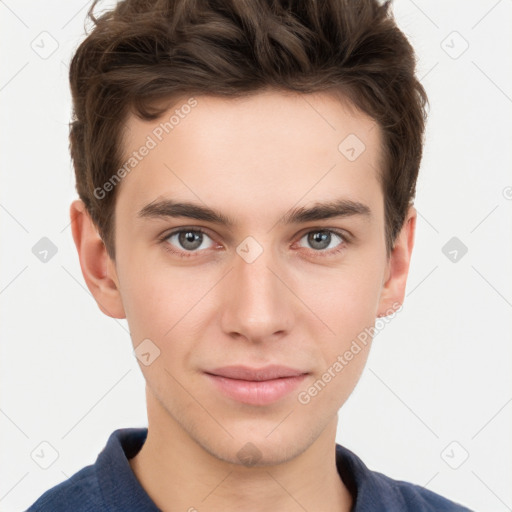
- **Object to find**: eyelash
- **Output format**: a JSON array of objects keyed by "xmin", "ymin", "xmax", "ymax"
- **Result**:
[{"xmin": 157, "ymin": 227, "xmax": 350, "ymax": 259}]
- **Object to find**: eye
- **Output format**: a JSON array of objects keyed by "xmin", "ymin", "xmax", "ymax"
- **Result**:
[
  {"xmin": 161, "ymin": 228, "xmax": 216, "ymax": 257},
  {"xmin": 296, "ymin": 229, "xmax": 347, "ymax": 255},
  {"xmin": 159, "ymin": 227, "xmax": 349, "ymax": 259}
]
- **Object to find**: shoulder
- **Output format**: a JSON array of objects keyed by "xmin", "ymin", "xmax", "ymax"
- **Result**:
[
  {"xmin": 25, "ymin": 428, "xmax": 154, "ymax": 512},
  {"xmin": 370, "ymin": 469, "xmax": 474, "ymax": 511},
  {"xmin": 25, "ymin": 463, "xmax": 102, "ymax": 512},
  {"xmin": 335, "ymin": 444, "xmax": 474, "ymax": 511}
]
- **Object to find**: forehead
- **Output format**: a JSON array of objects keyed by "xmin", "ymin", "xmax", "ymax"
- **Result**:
[{"xmin": 116, "ymin": 89, "xmax": 384, "ymax": 220}]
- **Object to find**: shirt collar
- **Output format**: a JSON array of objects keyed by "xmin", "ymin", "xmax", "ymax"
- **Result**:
[
  {"xmin": 96, "ymin": 428, "xmax": 160, "ymax": 511},
  {"xmin": 97, "ymin": 427, "xmax": 383, "ymax": 511}
]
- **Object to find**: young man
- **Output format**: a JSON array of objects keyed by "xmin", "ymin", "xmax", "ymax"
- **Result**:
[{"xmin": 27, "ymin": 0, "xmax": 473, "ymax": 510}]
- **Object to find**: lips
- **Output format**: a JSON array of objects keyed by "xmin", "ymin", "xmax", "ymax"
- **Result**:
[
  {"xmin": 204, "ymin": 365, "xmax": 309, "ymax": 405},
  {"xmin": 205, "ymin": 364, "xmax": 308, "ymax": 381}
]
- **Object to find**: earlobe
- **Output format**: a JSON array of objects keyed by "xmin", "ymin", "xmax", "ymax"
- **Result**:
[
  {"xmin": 69, "ymin": 199, "xmax": 126, "ymax": 319},
  {"xmin": 377, "ymin": 205, "xmax": 416, "ymax": 317}
]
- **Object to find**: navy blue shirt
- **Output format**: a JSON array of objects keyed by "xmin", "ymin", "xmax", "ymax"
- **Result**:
[{"xmin": 26, "ymin": 428, "xmax": 474, "ymax": 511}]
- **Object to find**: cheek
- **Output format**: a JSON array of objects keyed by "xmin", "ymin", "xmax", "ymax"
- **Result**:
[
  {"xmin": 119, "ymin": 266, "xmax": 213, "ymax": 364},
  {"xmin": 117, "ymin": 267, "xmax": 177, "ymax": 347},
  {"xmin": 300, "ymin": 257, "xmax": 384, "ymax": 391},
  {"xmin": 306, "ymin": 259, "xmax": 384, "ymax": 329}
]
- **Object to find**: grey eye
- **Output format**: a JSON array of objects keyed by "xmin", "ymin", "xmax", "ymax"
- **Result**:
[
  {"xmin": 299, "ymin": 230, "xmax": 344, "ymax": 251},
  {"xmin": 166, "ymin": 230, "xmax": 214, "ymax": 252}
]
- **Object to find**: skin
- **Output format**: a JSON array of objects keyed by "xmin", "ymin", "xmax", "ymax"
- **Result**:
[{"xmin": 70, "ymin": 89, "xmax": 416, "ymax": 512}]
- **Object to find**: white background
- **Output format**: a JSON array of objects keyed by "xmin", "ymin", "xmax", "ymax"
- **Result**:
[{"xmin": 1, "ymin": 1, "xmax": 511, "ymax": 511}]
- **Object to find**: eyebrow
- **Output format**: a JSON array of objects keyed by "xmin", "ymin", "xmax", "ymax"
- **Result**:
[{"xmin": 137, "ymin": 197, "xmax": 371, "ymax": 226}]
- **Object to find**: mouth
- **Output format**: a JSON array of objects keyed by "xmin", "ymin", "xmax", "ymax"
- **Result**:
[{"xmin": 204, "ymin": 365, "xmax": 309, "ymax": 405}]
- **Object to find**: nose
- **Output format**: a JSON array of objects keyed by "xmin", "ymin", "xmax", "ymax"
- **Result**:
[{"xmin": 219, "ymin": 238, "xmax": 296, "ymax": 343}]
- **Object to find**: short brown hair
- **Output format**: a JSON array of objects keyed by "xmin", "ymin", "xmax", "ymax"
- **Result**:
[{"xmin": 69, "ymin": 0, "xmax": 429, "ymax": 260}]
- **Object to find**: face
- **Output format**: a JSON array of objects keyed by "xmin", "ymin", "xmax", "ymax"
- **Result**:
[{"xmin": 78, "ymin": 89, "xmax": 414, "ymax": 466}]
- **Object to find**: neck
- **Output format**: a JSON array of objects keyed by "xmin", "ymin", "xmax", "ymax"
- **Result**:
[{"xmin": 129, "ymin": 391, "xmax": 354, "ymax": 512}]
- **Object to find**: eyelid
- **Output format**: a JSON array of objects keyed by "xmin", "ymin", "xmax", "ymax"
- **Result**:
[
  {"xmin": 159, "ymin": 225, "xmax": 352, "ymax": 242},
  {"xmin": 159, "ymin": 225, "xmax": 214, "ymax": 241},
  {"xmin": 295, "ymin": 226, "xmax": 351, "ymax": 243}
]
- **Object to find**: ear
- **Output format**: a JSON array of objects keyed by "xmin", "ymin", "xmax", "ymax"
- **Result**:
[
  {"xmin": 377, "ymin": 205, "xmax": 416, "ymax": 317},
  {"xmin": 69, "ymin": 199, "xmax": 126, "ymax": 319}
]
